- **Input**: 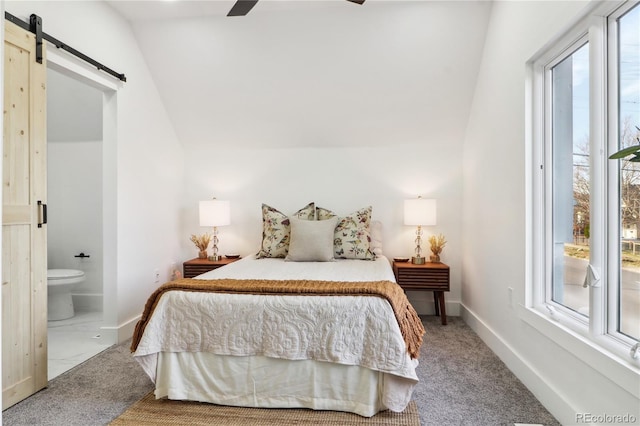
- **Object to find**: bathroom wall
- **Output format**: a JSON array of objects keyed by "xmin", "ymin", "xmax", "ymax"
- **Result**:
[
  {"xmin": 47, "ymin": 141, "xmax": 103, "ymax": 312},
  {"xmin": 47, "ymin": 68, "xmax": 104, "ymax": 313}
]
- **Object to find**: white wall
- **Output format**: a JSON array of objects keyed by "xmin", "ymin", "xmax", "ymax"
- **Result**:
[
  {"xmin": 48, "ymin": 67, "xmax": 102, "ymax": 142},
  {"xmin": 47, "ymin": 66, "xmax": 104, "ymax": 312},
  {"xmin": 183, "ymin": 142, "xmax": 463, "ymax": 314},
  {"xmin": 4, "ymin": 1, "xmax": 185, "ymax": 340},
  {"xmin": 462, "ymin": 1, "xmax": 639, "ymax": 424},
  {"xmin": 48, "ymin": 141, "xmax": 103, "ymax": 311}
]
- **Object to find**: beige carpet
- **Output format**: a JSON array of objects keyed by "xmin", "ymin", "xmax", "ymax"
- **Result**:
[{"xmin": 109, "ymin": 392, "xmax": 420, "ymax": 426}]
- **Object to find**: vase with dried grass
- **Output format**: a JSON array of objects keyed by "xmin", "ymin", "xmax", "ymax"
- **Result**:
[
  {"xmin": 190, "ymin": 233, "xmax": 211, "ymax": 259},
  {"xmin": 428, "ymin": 233, "xmax": 446, "ymax": 263}
]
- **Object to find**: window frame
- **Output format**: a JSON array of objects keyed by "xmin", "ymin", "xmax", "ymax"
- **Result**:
[{"xmin": 527, "ymin": 0, "xmax": 640, "ymax": 393}]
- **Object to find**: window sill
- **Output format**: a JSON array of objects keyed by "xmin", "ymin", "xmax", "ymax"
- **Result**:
[{"xmin": 519, "ymin": 304, "xmax": 640, "ymax": 399}]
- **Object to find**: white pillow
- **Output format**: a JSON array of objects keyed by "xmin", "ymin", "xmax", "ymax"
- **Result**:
[
  {"xmin": 286, "ymin": 216, "xmax": 339, "ymax": 262},
  {"xmin": 370, "ymin": 220, "xmax": 383, "ymax": 256}
]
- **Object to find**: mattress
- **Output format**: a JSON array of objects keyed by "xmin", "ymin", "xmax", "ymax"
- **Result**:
[{"xmin": 133, "ymin": 255, "xmax": 420, "ymax": 417}]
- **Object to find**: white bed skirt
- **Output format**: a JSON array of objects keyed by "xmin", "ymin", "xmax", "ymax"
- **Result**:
[{"xmin": 147, "ymin": 352, "xmax": 416, "ymax": 418}]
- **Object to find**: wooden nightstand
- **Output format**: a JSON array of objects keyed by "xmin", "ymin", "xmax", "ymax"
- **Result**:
[
  {"xmin": 393, "ymin": 261, "xmax": 450, "ymax": 325},
  {"xmin": 183, "ymin": 257, "xmax": 239, "ymax": 278}
]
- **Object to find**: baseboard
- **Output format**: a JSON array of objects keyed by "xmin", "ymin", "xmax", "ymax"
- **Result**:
[
  {"xmin": 460, "ymin": 303, "xmax": 577, "ymax": 425},
  {"xmin": 100, "ymin": 314, "xmax": 141, "ymax": 345}
]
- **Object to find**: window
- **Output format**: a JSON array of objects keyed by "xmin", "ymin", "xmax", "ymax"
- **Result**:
[
  {"xmin": 550, "ymin": 41, "xmax": 590, "ymax": 319},
  {"xmin": 531, "ymin": 1, "xmax": 640, "ymax": 364},
  {"xmin": 616, "ymin": 3, "xmax": 640, "ymax": 342}
]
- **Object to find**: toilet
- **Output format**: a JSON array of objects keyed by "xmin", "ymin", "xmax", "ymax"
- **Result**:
[{"xmin": 47, "ymin": 269, "xmax": 85, "ymax": 321}]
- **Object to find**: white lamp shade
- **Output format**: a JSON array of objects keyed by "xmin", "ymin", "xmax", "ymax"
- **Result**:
[
  {"xmin": 199, "ymin": 200, "xmax": 230, "ymax": 227},
  {"xmin": 404, "ymin": 198, "xmax": 436, "ymax": 226}
]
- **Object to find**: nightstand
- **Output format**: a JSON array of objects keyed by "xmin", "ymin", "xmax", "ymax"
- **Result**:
[
  {"xmin": 393, "ymin": 261, "xmax": 450, "ymax": 325},
  {"xmin": 183, "ymin": 257, "xmax": 239, "ymax": 278}
]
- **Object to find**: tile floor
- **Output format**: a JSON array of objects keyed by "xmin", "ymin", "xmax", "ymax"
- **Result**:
[{"xmin": 47, "ymin": 310, "xmax": 112, "ymax": 381}]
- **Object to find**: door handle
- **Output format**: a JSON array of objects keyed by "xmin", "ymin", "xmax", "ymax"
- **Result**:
[{"xmin": 37, "ymin": 200, "xmax": 47, "ymax": 228}]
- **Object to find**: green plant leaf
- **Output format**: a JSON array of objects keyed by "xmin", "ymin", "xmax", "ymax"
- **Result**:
[{"xmin": 609, "ymin": 144, "xmax": 640, "ymax": 159}]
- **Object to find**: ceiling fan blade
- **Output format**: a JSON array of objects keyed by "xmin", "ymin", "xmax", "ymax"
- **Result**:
[
  {"xmin": 346, "ymin": 0, "xmax": 365, "ymax": 4},
  {"xmin": 228, "ymin": 0, "xmax": 259, "ymax": 16}
]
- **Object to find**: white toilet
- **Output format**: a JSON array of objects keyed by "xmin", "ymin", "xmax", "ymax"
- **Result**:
[{"xmin": 47, "ymin": 269, "xmax": 85, "ymax": 321}]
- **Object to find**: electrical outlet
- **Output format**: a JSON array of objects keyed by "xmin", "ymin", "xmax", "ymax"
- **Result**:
[
  {"xmin": 508, "ymin": 287, "xmax": 513, "ymax": 307},
  {"xmin": 154, "ymin": 269, "xmax": 160, "ymax": 283}
]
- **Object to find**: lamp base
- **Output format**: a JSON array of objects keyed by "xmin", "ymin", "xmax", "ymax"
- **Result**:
[
  {"xmin": 208, "ymin": 255, "xmax": 220, "ymax": 261},
  {"xmin": 411, "ymin": 256, "xmax": 425, "ymax": 265}
]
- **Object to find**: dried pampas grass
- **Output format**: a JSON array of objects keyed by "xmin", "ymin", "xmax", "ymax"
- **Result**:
[
  {"xmin": 190, "ymin": 233, "xmax": 211, "ymax": 251},
  {"xmin": 428, "ymin": 234, "xmax": 447, "ymax": 255}
]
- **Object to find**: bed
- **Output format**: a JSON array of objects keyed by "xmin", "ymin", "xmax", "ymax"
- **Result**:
[{"xmin": 131, "ymin": 204, "xmax": 424, "ymax": 417}]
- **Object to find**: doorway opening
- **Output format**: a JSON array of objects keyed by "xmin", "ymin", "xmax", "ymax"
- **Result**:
[{"xmin": 45, "ymin": 50, "xmax": 119, "ymax": 380}]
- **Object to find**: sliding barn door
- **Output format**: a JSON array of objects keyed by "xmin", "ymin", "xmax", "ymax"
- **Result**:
[{"xmin": 2, "ymin": 20, "xmax": 48, "ymax": 409}]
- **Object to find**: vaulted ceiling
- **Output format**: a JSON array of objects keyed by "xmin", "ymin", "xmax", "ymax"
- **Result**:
[{"xmin": 105, "ymin": 0, "xmax": 492, "ymax": 149}]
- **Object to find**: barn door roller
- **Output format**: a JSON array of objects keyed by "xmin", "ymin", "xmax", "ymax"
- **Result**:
[{"xmin": 29, "ymin": 14, "xmax": 43, "ymax": 64}]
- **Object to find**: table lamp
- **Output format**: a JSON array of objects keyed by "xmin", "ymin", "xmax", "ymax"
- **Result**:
[
  {"xmin": 404, "ymin": 197, "xmax": 436, "ymax": 264},
  {"xmin": 199, "ymin": 198, "xmax": 230, "ymax": 261}
]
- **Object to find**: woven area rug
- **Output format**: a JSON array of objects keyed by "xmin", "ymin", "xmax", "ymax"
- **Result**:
[{"xmin": 109, "ymin": 392, "xmax": 419, "ymax": 426}]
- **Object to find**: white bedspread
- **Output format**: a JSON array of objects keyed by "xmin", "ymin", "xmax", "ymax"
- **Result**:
[{"xmin": 133, "ymin": 255, "xmax": 419, "ymax": 413}]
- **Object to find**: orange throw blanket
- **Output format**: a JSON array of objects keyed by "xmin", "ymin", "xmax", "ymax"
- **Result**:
[{"xmin": 131, "ymin": 278, "xmax": 425, "ymax": 359}]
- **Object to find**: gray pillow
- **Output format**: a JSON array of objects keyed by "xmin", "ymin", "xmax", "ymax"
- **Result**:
[{"xmin": 285, "ymin": 216, "xmax": 339, "ymax": 262}]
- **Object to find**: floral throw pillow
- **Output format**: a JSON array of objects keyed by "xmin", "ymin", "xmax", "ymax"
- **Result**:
[
  {"xmin": 316, "ymin": 205, "xmax": 376, "ymax": 260},
  {"xmin": 256, "ymin": 202, "xmax": 315, "ymax": 258}
]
